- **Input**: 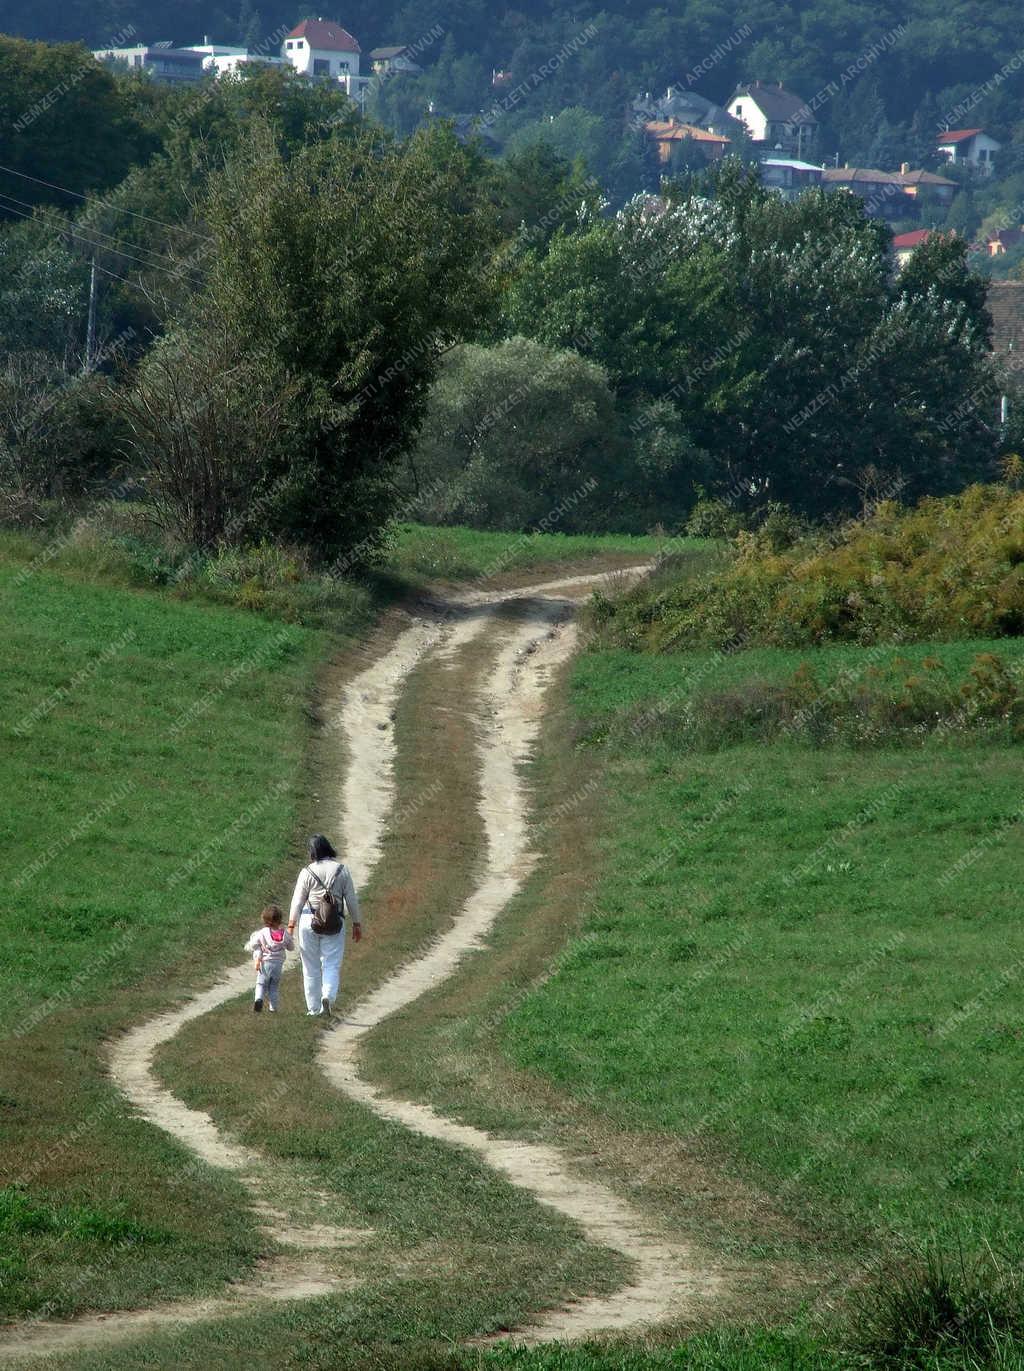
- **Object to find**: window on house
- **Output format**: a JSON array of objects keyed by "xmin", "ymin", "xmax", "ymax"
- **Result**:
[
  {"xmin": 286, "ymin": 40, "xmax": 293, "ymax": 49},
  {"xmin": 735, "ymin": 103, "xmax": 742, "ymax": 116},
  {"xmin": 313, "ymin": 57, "xmax": 331, "ymax": 74}
]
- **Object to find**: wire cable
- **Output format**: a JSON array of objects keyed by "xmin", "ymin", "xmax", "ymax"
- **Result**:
[
  {"xmin": 0, "ymin": 186, "xmax": 192, "ymax": 270},
  {"xmin": 0, "ymin": 160, "xmax": 214, "ymax": 242},
  {"xmin": 0, "ymin": 193, "xmax": 195, "ymax": 279}
]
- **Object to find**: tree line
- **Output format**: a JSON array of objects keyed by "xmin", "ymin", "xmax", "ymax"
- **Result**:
[{"xmin": 0, "ymin": 39, "xmax": 1013, "ymax": 558}]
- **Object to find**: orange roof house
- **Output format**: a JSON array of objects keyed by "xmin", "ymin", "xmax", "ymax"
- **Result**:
[{"xmin": 644, "ymin": 119, "xmax": 731, "ymax": 165}]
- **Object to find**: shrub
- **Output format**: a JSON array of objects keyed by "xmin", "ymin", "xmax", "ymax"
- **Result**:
[
  {"xmin": 685, "ymin": 496, "xmax": 744, "ymax": 540},
  {"xmin": 605, "ymin": 485, "xmax": 1024, "ymax": 650},
  {"xmin": 0, "ymin": 354, "xmax": 116, "ymax": 522},
  {"xmin": 630, "ymin": 653, "xmax": 1024, "ymax": 750},
  {"xmin": 111, "ymin": 329, "xmax": 293, "ymax": 549},
  {"xmin": 408, "ymin": 337, "xmax": 623, "ymax": 532}
]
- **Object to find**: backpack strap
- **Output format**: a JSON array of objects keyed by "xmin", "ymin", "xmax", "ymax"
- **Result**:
[{"xmin": 307, "ymin": 862, "xmax": 341, "ymax": 894}]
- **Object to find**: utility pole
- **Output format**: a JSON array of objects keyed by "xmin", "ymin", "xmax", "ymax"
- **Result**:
[{"xmin": 84, "ymin": 254, "xmax": 97, "ymax": 372}]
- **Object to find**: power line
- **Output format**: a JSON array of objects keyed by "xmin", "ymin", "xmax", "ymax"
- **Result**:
[
  {"xmin": 0, "ymin": 193, "xmax": 193, "ymax": 279},
  {"xmin": 0, "ymin": 160, "xmax": 214, "ymax": 243},
  {"xmin": 0, "ymin": 186, "xmax": 192, "ymax": 270},
  {"xmin": 0, "ymin": 199, "xmax": 172, "ymax": 301}
]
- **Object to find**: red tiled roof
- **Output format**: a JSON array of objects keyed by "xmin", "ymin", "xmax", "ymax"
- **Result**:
[
  {"xmin": 288, "ymin": 18, "xmax": 361, "ymax": 52},
  {"xmin": 892, "ymin": 230, "xmax": 932, "ymax": 249},
  {"xmin": 937, "ymin": 128, "xmax": 983, "ymax": 144}
]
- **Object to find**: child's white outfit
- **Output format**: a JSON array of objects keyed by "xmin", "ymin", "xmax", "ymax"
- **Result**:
[{"xmin": 244, "ymin": 926, "xmax": 294, "ymax": 1011}]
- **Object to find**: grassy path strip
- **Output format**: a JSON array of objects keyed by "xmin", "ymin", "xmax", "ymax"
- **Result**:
[
  {"xmin": 0, "ymin": 568, "xmax": 668, "ymax": 1365},
  {"xmin": 321, "ymin": 572, "xmax": 723, "ymax": 1341}
]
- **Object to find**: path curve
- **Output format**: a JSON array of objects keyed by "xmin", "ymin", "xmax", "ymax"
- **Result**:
[
  {"xmin": 0, "ymin": 565, "xmax": 721, "ymax": 1362},
  {"xmin": 321, "ymin": 576, "xmax": 721, "ymax": 1340}
]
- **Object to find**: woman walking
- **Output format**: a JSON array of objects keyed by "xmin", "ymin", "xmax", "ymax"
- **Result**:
[{"xmin": 288, "ymin": 834, "xmax": 363, "ymax": 1018}]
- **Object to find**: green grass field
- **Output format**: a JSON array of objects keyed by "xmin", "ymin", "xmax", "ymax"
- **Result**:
[
  {"xmin": 385, "ymin": 523, "xmax": 679, "ymax": 583},
  {"xmin": 0, "ymin": 552, "xmax": 329, "ymax": 1318},
  {"xmin": 6, "ymin": 517, "xmax": 1024, "ymax": 1369},
  {"xmin": 502, "ymin": 640, "xmax": 1024, "ymax": 1263}
]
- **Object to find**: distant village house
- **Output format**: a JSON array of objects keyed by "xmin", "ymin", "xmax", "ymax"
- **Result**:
[
  {"xmin": 936, "ymin": 128, "xmax": 1001, "ymax": 175},
  {"xmin": 644, "ymin": 120, "xmax": 731, "ymax": 167},
  {"xmin": 726, "ymin": 80, "xmax": 817, "ymax": 157}
]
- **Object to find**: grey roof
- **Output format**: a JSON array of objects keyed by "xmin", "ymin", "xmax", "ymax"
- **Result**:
[
  {"xmin": 730, "ymin": 81, "xmax": 818, "ymax": 125},
  {"xmin": 369, "ymin": 45, "xmax": 411, "ymax": 58},
  {"xmin": 632, "ymin": 86, "xmax": 741, "ymax": 136},
  {"xmin": 987, "ymin": 281, "xmax": 1024, "ymax": 354}
]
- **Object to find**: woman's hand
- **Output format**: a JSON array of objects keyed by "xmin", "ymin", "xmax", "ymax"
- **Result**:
[{"xmin": 352, "ymin": 922, "xmax": 362, "ymax": 943}]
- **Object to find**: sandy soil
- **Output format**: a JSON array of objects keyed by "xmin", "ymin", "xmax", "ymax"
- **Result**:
[{"xmin": 321, "ymin": 574, "xmax": 721, "ymax": 1341}]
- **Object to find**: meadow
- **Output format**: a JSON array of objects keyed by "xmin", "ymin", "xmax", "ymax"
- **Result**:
[{"xmin": 5, "ymin": 509, "xmax": 1024, "ymax": 1370}]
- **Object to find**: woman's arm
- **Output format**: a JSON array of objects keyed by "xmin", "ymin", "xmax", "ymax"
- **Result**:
[
  {"xmin": 288, "ymin": 870, "xmax": 309, "ymax": 930},
  {"xmin": 340, "ymin": 866, "xmax": 363, "ymax": 938}
]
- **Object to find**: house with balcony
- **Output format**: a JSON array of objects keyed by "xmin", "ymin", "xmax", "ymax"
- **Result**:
[
  {"xmin": 936, "ymin": 128, "xmax": 1001, "ymax": 176},
  {"xmin": 92, "ymin": 42, "xmax": 206, "ymax": 83},
  {"xmin": 726, "ymin": 80, "xmax": 817, "ymax": 157},
  {"xmin": 282, "ymin": 18, "xmax": 370, "ymax": 101}
]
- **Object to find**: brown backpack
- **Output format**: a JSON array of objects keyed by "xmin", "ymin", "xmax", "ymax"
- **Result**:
[{"xmin": 306, "ymin": 864, "xmax": 344, "ymax": 936}]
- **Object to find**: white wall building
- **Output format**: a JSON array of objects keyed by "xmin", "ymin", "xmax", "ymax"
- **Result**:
[
  {"xmin": 282, "ymin": 18, "xmax": 370, "ymax": 99},
  {"xmin": 205, "ymin": 52, "xmax": 286, "ymax": 75},
  {"xmin": 936, "ymin": 128, "xmax": 1001, "ymax": 175},
  {"xmin": 727, "ymin": 80, "xmax": 817, "ymax": 156}
]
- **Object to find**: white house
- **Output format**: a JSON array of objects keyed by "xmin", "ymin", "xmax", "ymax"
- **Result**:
[
  {"xmin": 188, "ymin": 40, "xmax": 248, "ymax": 61},
  {"xmin": 92, "ymin": 43, "xmax": 205, "ymax": 83},
  {"xmin": 936, "ymin": 128, "xmax": 1001, "ymax": 175},
  {"xmin": 727, "ymin": 80, "xmax": 817, "ymax": 156},
  {"xmin": 282, "ymin": 17, "xmax": 370, "ymax": 100},
  {"xmin": 205, "ymin": 52, "xmax": 286, "ymax": 76}
]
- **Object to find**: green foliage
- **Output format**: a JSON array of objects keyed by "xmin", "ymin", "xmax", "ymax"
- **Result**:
[
  {"xmin": 408, "ymin": 336, "xmax": 623, "ymax": 531},
  {"xmin": 634, "ymin": 650, "xmax": 1024, "ymax": 750},
  {"xmin": 0, "ymin": 219, "xmax": 88, "ymax": 362},
  {"xmin": 190, "ymin": 119, "xmax": 500, "ymax": 560},
  {"xmin": 852, "ymin": 1244, "xmax": 1024, "ymax": 1368},
  {"xmin": 0, "ymin": 37, "xmax": 152, "ymax": 211},
  {"xmin": 603, "ymin": 485, "xmax": 1024, "ymax": 650},
  {"xmin": 506, "ymin": 167, "xmax": 997, "ymax": 522}
]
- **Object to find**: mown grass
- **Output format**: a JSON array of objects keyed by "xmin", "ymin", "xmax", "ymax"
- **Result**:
[
  {"xmin": 0, "ymin": 520, "xmax": 664, "ymax": 1335},
  {"xmin": 0, "ymin": 550, "xmax": 330, "ymax": 1319},
  {"xmin": 501, "ymin": 641, "xmax": 1024, "ymax": 1258},
  {"xmin": 386, "ymin": 523, "xmax": 677, "ymax": 583}
]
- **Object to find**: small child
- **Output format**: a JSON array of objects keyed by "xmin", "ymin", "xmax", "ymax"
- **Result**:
[{"xmin": 244, "ymin": 905, "xmax": 294, "ymax": 1013}]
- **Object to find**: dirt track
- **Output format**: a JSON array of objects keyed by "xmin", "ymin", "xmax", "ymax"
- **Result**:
[{"xmin": 0, "ymin": 565, "xmax": 723, "ymax": 1363}]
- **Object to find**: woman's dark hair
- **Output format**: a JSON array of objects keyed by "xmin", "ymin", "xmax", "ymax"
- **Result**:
[{"xmin": 308, "ymin": 834, "xmax": 337, "ymax": 862}]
